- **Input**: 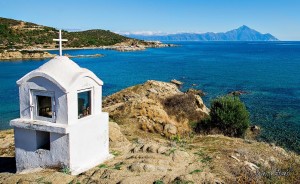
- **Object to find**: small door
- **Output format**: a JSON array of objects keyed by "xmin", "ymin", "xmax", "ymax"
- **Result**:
[{"xmin": 31, "ymin": 90, "xmax": 56, "ymax": 122}]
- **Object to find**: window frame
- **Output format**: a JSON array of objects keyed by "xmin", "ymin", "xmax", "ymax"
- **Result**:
[
  {"xmin": 31, "ymin": 90, "xmax": 56, "ymax": 123},
  {"xmin": 77, "ymin": 88, "xmax": 93, "ymax": 120}
]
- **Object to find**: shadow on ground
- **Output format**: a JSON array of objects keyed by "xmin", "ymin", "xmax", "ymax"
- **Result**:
[{"xmin": 0, "ymin": 157, "xmax": 16, "ymax": 173}]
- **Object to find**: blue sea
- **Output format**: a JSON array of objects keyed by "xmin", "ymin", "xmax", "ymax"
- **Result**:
[{"xmin": 1, "ymin": 41, "xmax": 300, "ymax": 153}]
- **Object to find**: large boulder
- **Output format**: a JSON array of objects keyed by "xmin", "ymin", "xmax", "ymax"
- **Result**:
[{"xmin": 103, "ymin": 80, "xmax": 209, "ymax": 138}]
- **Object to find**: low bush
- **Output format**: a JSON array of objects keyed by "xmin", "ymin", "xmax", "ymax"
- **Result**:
[{"xmin": 196, "ymin": 95, "xmax": 250, "ymax": 137}]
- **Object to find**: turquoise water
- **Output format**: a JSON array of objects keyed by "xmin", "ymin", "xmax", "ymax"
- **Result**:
[{"xmin": 1, "ymin": 41, "xmax": 300, "ymax": 152}]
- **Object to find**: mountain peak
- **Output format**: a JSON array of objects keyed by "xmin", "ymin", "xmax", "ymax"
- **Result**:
[{"xmin": 237, "ymin": 25, "xmax": 251, "ymax": 30}]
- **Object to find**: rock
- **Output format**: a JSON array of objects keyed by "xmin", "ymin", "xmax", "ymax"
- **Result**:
[
  {"xmin": 157, "ymin": 146, "xmax": 168, "ymax": 154},
  {"xmin": 170, "ymin": 79, "xmax": 183, "ymax": 86},
  {"xmin": 147, "ymin": 88, "xmax": 158, "ymax": 94},
  {"xmin": 164, "ymin": 124, "xmax": 177, "ymax": 135},
  {"xmin": 230, "ymin": 155, "xmax": 240, "ymax": 162},
  {"xmin": 194, "ymin": 95, "xmax": 210, "ymax": 115},
  {"xmin": 103, "ymin": 80, "xmax": 209, "ymax": 138},
  {"xmin": 156, "ymin": 166, "xmax": 167, "ymax": 172},
  {"xmin": 271, "ymin": 145, "xmax": 289, "ymax": 157},
  {"xmin": 250, "ymin": 125, "xmax": 260, "ymax": 132},
  {"xmin": 244, "ymin": 161, "xmax": 259, "ymax": 172},
  {"xmin": 186, "ymin": 88, "xmax": 205, "ymax": 96},
  {"xmin": 143, "ymin": 164, "xmax": 156, "ymax": 172},
  {"xmin": 0, "ymin": 50, "xmax": 56, "ymax": 60},
  {"xmin": 172, "ymin": 150, "xmax": 189, "ymax": 162},
  {"xmin": 269, "ymin": 156, "xmax": 277, "ymax": 164},
  {"xmin": 129, "ymin": 163, "xmax": 145, "ymax": 172},
  {"xmin": 228, "ymin": 90, "xmax": 248, "ymax": 96},
  {"xmin": 133, "ymin": 145, "xmax": 143, "ymax": 153},
  {"xmin": 142, "ymin": 144, "xmax": 151, "ymax": 152},
  {"xmin": 109, "ymin": 122, "xmax": 130, "ymax": 149},
  {"xmin": 148, "ymin": 144, "xmax": 160, "ymax": 153}
]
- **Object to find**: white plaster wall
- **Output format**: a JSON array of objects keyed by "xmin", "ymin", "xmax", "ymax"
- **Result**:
[
  {"xmin": 14, "ymin": 127, "xmax": 70, "ymax": 172},
  {"xmin": 69, "ymin": 112, "xmax": 109, "ymax": 172},
  {"xmin": 19, "ymin": 77, "xmax": 68, "ymax": 124},
  {"xmin": 67, "ymin": 77, "xmax": 102, "ymax": 125},
  {"xmin": 66, "ymin": 92, "xmax": 78, "ymax": 125}
]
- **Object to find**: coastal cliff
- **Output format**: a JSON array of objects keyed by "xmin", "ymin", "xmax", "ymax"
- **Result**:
[
  {"xmin": 0, "ymin": 50, "xmax": 104, "ymax": 60},
  {"xmin": 0, "ymin": 50, "xmax": 55, "ymax": 60},
  {"xmin": 0, "ymin": 80, "xmax": 299, "ymax": 183}
]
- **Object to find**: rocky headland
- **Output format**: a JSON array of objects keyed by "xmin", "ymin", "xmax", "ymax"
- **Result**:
[
  {"xmin": 0, "ymin": 80, "xmax": 299, "ymax": 184},
  {"xmin": 0, "ymin": 50, "xmax": 104, "ymax": 61},
  {"xmin": 0, "ymin": 50, "xmax": 55, "ymax": 60}
]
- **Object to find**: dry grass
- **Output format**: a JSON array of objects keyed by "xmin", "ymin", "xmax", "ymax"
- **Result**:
[{"xmin": 162, "ymin": 93, "xmax": 206, "ymax": 123}]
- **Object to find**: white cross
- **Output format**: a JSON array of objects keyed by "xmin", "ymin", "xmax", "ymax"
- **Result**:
[{"xmin": 53, "ymin": 29, "xmax": 68, "ymax": 56}]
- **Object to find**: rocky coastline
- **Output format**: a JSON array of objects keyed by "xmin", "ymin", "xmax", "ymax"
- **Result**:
[
  {"xmin": 0, "ymin": 50, "xmax": 55, "ymax": 60},
  {"xmin": 0, "ymin": 41, "xmax": 175, "ymax": 60},
  {"xmin": 0, "ymin": 50, "xmax": 104, "ymax": 61},
  {"xmin": 0, "ymin": 80, "xmax": 299, "ymax": 183}
]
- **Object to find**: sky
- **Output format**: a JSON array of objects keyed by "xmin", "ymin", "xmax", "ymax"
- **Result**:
[{"xmin": 0, "ymin": 0, "xmax": 299, "ymax": 40}]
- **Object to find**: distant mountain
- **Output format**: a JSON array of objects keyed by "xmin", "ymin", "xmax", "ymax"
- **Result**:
[{"xmin": 125, "ymin": 25, "xmax": 279, "ymax": 41}]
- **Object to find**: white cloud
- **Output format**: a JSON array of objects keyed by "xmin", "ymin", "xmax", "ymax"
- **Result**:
[{"xmin": 114, "ymin": 30, "xmax": 206, "ymax": 36}]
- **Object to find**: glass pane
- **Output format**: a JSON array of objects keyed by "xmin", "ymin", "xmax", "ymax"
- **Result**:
[
  {"xmin": 37, "ymin": 95, "xmax": 52, "ymax": 118},
  {"xmin": 78, "ymin": 91, "xmax": 91, "ymax": 119}
]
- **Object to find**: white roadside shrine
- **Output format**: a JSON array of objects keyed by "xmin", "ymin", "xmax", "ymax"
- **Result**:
[{"xmin": 10, "ymin": 30, "xmax": 111, "ymax": 175}]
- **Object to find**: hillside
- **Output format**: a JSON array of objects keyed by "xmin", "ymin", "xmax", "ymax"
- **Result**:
[
  {"xmin": 0, "ymin": 80, "xmax": 299, "ymax": 183},
  {"xmin": 126, "ymin": 25, "xmax": 279, "ymax": 41},
  {"xmin": 0, "ymin": 17, "xmax": 137, "ymax": 50}
]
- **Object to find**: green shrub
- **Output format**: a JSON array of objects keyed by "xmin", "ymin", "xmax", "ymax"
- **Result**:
[{"xmin": 209, "ymin": 95, "xmax": 250, "ymax": 137}]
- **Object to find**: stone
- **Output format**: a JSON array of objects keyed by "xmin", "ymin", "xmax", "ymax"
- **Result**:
[
  {"xmin": 170, "ymin": 79, "xmax": 183, "ymax": 86},
  {"xmin": 142, "ymin": 144, "xmax": 151, "ymax": 152},
  {"xmin": 244, "ymin": 161, "xmax": 259, "ymax": 172},
  {"xmin": 230, "ymin": 155, "xmax": 240, "ymax": 162},
  {"xmin": 103, "ymin": 80, "xmax": 209, "ymax": 138},
  {"xmin": 129, "ymin": 163, "xmax": 145, "ymax": 172},
  {"xmin": 186, "ymin": 88, "xmax": 205, "ymax": 96},
  {"xmin": 143, "ymin": 164, "xmax": 156, "ymax": 172},
  {"xmin": 228, "ymin": 90, "xmax": 248, "ymax": 96},
  {"xmin": 157, "ymin": 146, "xmax": 168, "ymax": 154},
  {"xmin": 148, "ymin": 144, "xmax": 160, "ymax": 153},
  {"xmin": 164, "ymin": 124, "xmax": 177, "ymax": 135},
  {"xmin": 109, "ymin": 122, "xmax": 130, "ymax": 149},
  {"xmin": 172, "ymin": 150, "xmax": 189, "ymax": 162},
  {"xmin": 250, "ymin": 125, "xmax": 260, "ymax": 132},
  {"xmin": 147, "ymin": 88, "xmax": 158, "ymax": 94}
]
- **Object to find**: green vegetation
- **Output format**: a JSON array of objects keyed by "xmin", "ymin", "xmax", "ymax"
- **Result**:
[
  {"xmin": 165, "ymin": 148, "xmax": 176, "ymax": 156},
  {"xmin": 110, "ymin": 150, "xmax": 121, "ymax": 156},
  {"xmin": 98, "ymin": 164, "xmax": 108, "ymax": 168},
  {"xmin": 113, "ymin": 162, "xmax": 124, "ymax": 170},
  {"xmin": 0, "ymin": 17, "xmax": 130, "ymax": 50},
  {"xmin": 210, "ymin": 95, "xmax": 250, "ymax": 137},
  {"xmin": 60, "ymin": 165, "xmax": 71, "ymax": 174},
  {"xmin": 194, "ymin": 149, "xmax": 212, "ymax": 164},
  {"xmin": 154, "ymin": 180, "xmax": 164, "ymax": 184},
  {"xmin": 196, "ymin": 95, "xmax": 250, "ymax": 137}
]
